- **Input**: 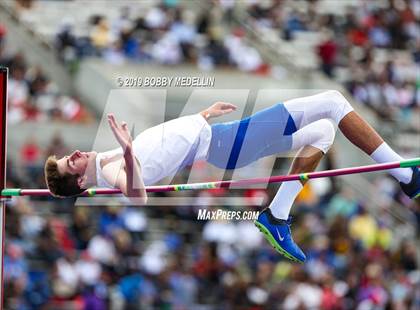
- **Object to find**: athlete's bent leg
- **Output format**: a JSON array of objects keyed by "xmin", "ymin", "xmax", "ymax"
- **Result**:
[
  {"xmin": 270, "ymin": 119, "xmax": 336, "ymax": 220},
  {"xmin": 255, "ymin": 120, "xmax": 335, "ymax": 263},
  {"xmin": 283, "ymin": 90, "xmax": 354, "ymax": 128},
  {"xmin": 338, "ymin": 112, "xmax": 412, "ymax": 183},
  {"xmin": 269, "ymin": 146, "xmax": 324, "ymax": 219},
  {"xmin": 268, "ymin": 119, "xmax": 335, "ymax": 220},
  {"xmin": 284, "ymin": 91, "xmax": 416, "ymax": 194}
]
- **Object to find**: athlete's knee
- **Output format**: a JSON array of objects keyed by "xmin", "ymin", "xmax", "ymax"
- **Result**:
[
  {"xmin": 328, "ymin": 90, "xmax": 350, "ymax": 107},
  {"xmin": 323, "ymin": 118, "xmax": 336, "ymax": 145},
  {"xmin": 326, "ymin": 90, "xmax": 354, "ymax": 123},
  {"xmin": 312, "ymin": 119, "xmax": 336, "ymax": 153}
]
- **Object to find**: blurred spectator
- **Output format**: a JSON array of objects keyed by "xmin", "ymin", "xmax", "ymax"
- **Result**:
[
  {"xmin": 0, "ymin": 23, "xmax": 7, "ymax": 46},
  {"xmin": 103, "ymin": 40, "xmax": 125, "ymax": 65},
  {"xmin": 90, "ymin": 17, "xmax": 114, "ymax": 53},
  {"xmin": 152, "ymin": 33, "xmax": 183, "ymax": 65},
  {"xmin": 224, "ymin": 30, "xmax": 264, "ymax": 72},
  {"xmin": 348, "ymin": 207, "xmax": 378, "ymax": 248},
  {"xmin": 20, "ymin": 136, "xmax": 42, "ymax": 183},
  {"xmin": 4, "ymin": 243, "xmax": 28, "ymax": 285},
  {"xmin": 45, "ymin": 133, "xmax": 70, "ymax": 160},
  {"xmin": 8, "ymin": 62, "xmax": 29, "ymax": 123},
  {"xmin": 0, "ymin": 29, "xmax": 93, "ymax": 124},
  {"xmin": 284, "ymin": 9, "xmax": 308, "ymax": 40},
  {"xmin": 55, "ymin": 21, "xmax": 78, "ymax": 64},
  {"xmin": 317, "ymin": 30, "xmax": 337, "ymax": 77}
]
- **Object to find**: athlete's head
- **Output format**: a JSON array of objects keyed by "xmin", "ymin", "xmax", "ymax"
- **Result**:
[{"xmin": 44, "ymin": 150, "xmax": 92, "ymax": 197}]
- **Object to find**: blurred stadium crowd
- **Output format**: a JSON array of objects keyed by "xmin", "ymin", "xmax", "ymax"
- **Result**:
[
  {"xmin": 52, "ymin": 2, "xmax": 266, "ymax": 73},
  {"xmin": 5, "ymin": 148, "xmax": 420, "ymax": 309},
  {"xmin": 1, "ymin": 0, "xmax": 419, "ymax": 309},
  {"xmin": 245, "ymin": 0, "xmax": 419, "ymax": 124},
  {"xmin": 9, "ymin": 0, "xmax": 419, "ymax": 124},
  {"xmin": 0, "ymin": 25, "xmax": 92, "ymax": 124}
]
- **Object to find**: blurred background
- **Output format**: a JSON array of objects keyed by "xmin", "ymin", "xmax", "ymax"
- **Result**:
[{"xmin": 1, "ymin": 0, "xmax": 419, "ymax": 309}]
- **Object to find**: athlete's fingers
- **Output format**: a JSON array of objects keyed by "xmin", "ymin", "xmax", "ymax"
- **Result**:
[
  {"xmin": 108, "ymin": 119, "xmax": 120, "ymax": 135},
  {"xmin": 109, "ymin": 126, "xmax": 121, "ymax": 143},
  {"xmin": 109, "ymin": 124, "xmax": 129, "ymax": 147},
  {"xmin": 107, "ymin": 114, "xmax": 113, "ymax": 124},
  {"xmin": 222, "ymin": 102, "xmax": 237, "ymax": 110},
  {"xmin": 109, "ymin": 120, "xmax": 120, "ymax": 136},
  {"xmin": 110, "ymin": 114, "xmax": 121, "ymax": 128},
  {"xmin": 223, "ymin": 108, "xmax": 234, "ymax": 114},
  {"xmin": 108, "ymin": 116, "xmax": 123, "ymax": 137},
  {"xmin": 216, "ymin": 101, "xmax": 236, "ymax": 108},
  {"xmin": 107, "ymin": 116, "xmax": 116, "ymax": 129},
  {"xmin": 108, "ymin": 113, "xmax": 116, "ymax": 122},
  {"xmin": 107, "ymin": 114, "xmax": 118, "ymax": 129},
  {"xmin": 121, "ymin": 122, "xmax": 130, "ymax": 133}
]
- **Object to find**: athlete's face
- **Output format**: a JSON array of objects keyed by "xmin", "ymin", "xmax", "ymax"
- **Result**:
[{"xmin": 56, "ymin": 150, "xmax": 92, "ymax": 176}]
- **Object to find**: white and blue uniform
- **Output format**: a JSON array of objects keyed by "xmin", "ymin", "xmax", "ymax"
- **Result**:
[
  {"xmin": 207, "ymin": 102, "xmax": 296, "ymax": 169},
  {"xmin": 96, "ymin": 91, "xmax": 354, "ymax": 187},
  {"xmin": 207, "ymin": 90, "xmax": 353, "ymax": 169},
  {"xmin": 96, "ymin": 114, "xmax": 211, "ymax": 187}
]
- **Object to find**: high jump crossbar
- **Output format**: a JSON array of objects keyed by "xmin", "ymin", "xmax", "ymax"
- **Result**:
[{"xmin": 2, "ymin": 158, "xmax": 419, "ymax": 197}]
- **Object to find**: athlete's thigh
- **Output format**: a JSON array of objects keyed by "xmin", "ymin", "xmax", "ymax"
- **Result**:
[{"xmin": 207, "ymin": 103, "xmax": 295, "ymax": 169}]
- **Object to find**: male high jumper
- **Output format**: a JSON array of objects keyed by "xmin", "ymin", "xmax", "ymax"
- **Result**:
[{"xmin": 45, "ymin": 91, "xmax": 419, "ymax": 263}]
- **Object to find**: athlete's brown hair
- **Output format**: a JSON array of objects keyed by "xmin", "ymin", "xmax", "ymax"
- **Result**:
[{"xmin": 44, "ymin": 155, "xmax": 84, "ymax": 197}]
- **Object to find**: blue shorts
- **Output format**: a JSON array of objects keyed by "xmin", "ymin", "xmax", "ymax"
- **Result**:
[{"xmin": 207, "ymin": 103, "xmax": 297, "ymax": 169}]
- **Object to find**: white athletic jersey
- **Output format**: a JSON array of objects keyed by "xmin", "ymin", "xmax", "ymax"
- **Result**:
[{"xmin": 95, "ymin": 114, "xmax": 211, "ymax": 188}]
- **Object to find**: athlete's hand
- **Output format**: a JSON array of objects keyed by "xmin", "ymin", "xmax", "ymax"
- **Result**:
[
  {"xmin": 107, "ymin": 114, "xmax": 133, "ymax": 152},
  {"xmin": 201, "ymin": 101, "xmax": 237, "ymax": 120}
]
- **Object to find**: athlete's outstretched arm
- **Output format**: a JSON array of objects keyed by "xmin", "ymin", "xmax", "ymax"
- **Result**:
[
  {"xmin": 199, "ymin": 101, "xmax": 237, "ymax": 122},
  {"xmin": 107, "ymin": 114, "xmax": 147, "ymax": 204}
]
